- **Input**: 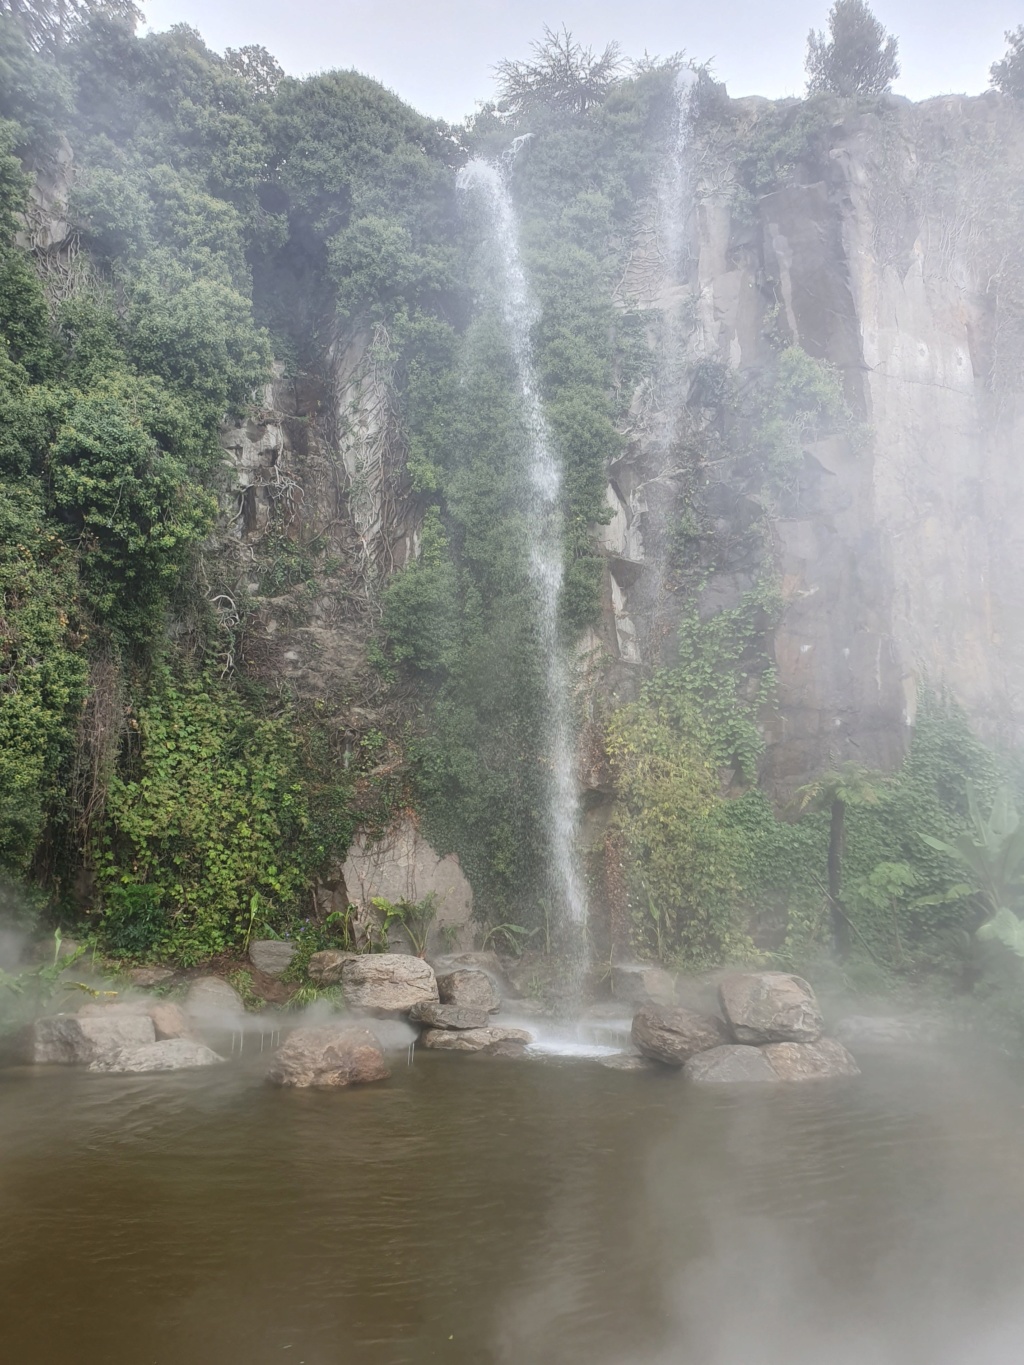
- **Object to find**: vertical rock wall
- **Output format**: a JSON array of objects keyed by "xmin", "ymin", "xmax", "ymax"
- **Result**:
[{"xmin": 598, "ymin": 93, "xmax": 1024, "ymax": 800}]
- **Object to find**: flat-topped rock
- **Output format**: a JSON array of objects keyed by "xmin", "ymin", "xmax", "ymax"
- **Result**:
[
  {"xmin": 762, "ymin": 1038, "xmax": 860, "ymax": 1080},
  {"xmin": 307, "ymin": 949, "xmax": 360, "ymax": 985},
  {"xmin": 267, "ymin": 1026, "xmax": 390, "ymax": 1088},
  {"xmin": 436, "ymin": 968, "xmax": 500, "ymax": 1013},
  {"xmin": 683, "ymin": 1044, "xmax": 781, "ymax": 1084},
  {"xmin": 90, "ymin": 1039, "xmax": 224, "ymax": 1073},
  {"xmin": 718, "ymin": 972, "xmax": 824, "ymax": 1044},
  {"xmin": 419, "ymin": 1026, "xmax": 531, "ymax": 1053},
  {"xmin": 248, "ymin": 940, "xmax": 296, "ymax": 977},
  {"xmin": 340, "ymin": 954, "xmax": 438, "ymax": 1013},
  {"xmin": 632, "ymin": 1004, "xmax": 731, "ymax": 1066},
  {"xmin": 407, "ymin": 1002, "xmax": 490, "ymax": 1030},
  {"xmin": 23, "ymin": 1013, "xmax": 156, "ymax": 1065}
]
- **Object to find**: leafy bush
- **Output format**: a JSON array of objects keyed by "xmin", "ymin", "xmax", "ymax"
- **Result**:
[{"xmin": 93, "ymin": 673, "xmax": 314, "ymax": 964}]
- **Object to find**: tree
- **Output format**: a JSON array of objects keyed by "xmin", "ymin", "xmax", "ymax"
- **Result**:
[
  {"xmin": 799, "ymin": 763, "xmax": 881, "ymax": 955},
  {"xmin": 805, "ymin": 0, "xmax": 900, "ymax": 98},
  {"xmin": 0, "ymin": 0, "xmax": 141, "ymax": 54},
  {"xmin": 991, "ymin": 27, "xmax": 1024, "ymax": 98},
  {"xmin": 223, "ymin": 44, "xmax": 284, "ymax": 100},
  {"xmin": 495, "ymin": 25, "xmax": 623, "ymax": 116}
]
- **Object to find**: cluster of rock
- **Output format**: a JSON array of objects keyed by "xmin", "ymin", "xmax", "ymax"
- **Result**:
[
  {"xmin": 21, "ymin": 994, "xmax": 224, "ymax": 1073},
  {"xmin": 15, "ymin": 951, "xmax": 530, "ymax": 1089},
  {"xmin": 631, "ymin": 972, "xmax": 860, "ymax": 1083},
  {"xmin": 266, "ymin": 953, "xmax": 532, "ymax": 1088}
]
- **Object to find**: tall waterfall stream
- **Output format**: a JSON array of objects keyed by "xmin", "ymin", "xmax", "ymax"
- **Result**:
[{"xmin": 457, "ymin": 151, "xmax": 588, "ymax": 991}]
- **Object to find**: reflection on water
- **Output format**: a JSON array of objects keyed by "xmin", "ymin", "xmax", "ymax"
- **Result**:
[{"xmin": 2, "ymin": 1046, "xmax": 1024, "ymax": 1363}]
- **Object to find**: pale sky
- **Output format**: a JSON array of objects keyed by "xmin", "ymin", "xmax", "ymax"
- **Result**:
[{"xmin": 142, "ymin": 0, "xmax": 1022, "ymax": 122}]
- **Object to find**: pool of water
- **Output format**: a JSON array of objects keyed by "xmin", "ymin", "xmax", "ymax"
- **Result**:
[{"xmin": 3, "ymin": 1041, "xmax": 1024, "ymax": 1364}]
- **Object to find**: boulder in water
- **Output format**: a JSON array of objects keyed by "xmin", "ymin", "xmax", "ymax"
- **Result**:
[
  {"xmin": 683, "ymin": 1044, "xmax": 781, "ymax": 1084},
  {"xmin": 436, "ymin": 968, "xmax": 501, "ymax": 1013},
  {"xmin": 718, "ymin": 972, "xmax": 824, "ymax": 1044},
  {"xmin": 631, "ymin": 1004, "xmax": 730, "ymax": 1066},
  {"xmin": 761, "ymin": 1038, "xmax": 860, "ymax": 1080},
  {"xmin": 23, "ymin": 1013, "xmax": 156, "ymax": 1065},
  {"xmin": 340, "ymin": 954, "xmax": 438, "ymax": 1013},
  {"xmin": 419, "ymin": 1026, "xmax": 531, "ymax": 1053},
  {"xmin": 248, "ymin": 940, "xmax": 296, "ymax": 977},
  {"xmin": 407, "ymin": 1001, "xmax": 490, "ymax": 1030},
  {"xmin": 90, "ymin": 1039, "xmax": 225, "ymax": 1073},
  {"xmin": 267, "ymin": 1026, "xmax": 390, "ymax": 1088}
]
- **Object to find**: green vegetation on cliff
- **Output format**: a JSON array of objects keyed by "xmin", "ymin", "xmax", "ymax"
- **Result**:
[{"xmin": 2, "ymin": 6, "xmax": 1024, "ymax": 1021}]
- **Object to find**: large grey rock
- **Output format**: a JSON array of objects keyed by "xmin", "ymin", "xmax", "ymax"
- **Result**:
[
  {"xmin": 762, "ymin": 1039, "xmax": 861, "ymax": 1080},
  {"xmin": 419, "ymin": 1026, "xmax": 532, "ymax": 1053},
  {"xmin": 24, "ymin": 1013, "xmax": 156, "ymax": 1065},
  {"xmin": 90, "ymin": 1039, "xmax": 225, "ymax": 1073},
  {"xmin": 611, "ymin": 963, "xmax": 677, "ymax": 1006},
  {"xmin": 342, "ymin": 817, "xmax": 475, "ymax": 956},
  {"xmin": 340, "ymin": 954, "xmax": 438, "ymax": 1013},
  {"xmin": 407, "ymin": 1001, "xmax": 489, "ymax": 1030},
  {"xmin": 184, "ymin": 976, "xmax": 245, "ymax": 1023},
  {"xmin": 683, "ymin": 1044, "xmax": 781, "ymax": 1084},
  {"xmin": 267, "ymin": 1026, "xmax": 390, "ymax": 1088},
  {"xmin": 307, "ymin": 949, "xmax": 360, "ymax": 985},
  {"xmin": 79, "ymin": 998, "xmax": 193, "ymax": 1041},
  {"xmin": 248, "ymin": 940, "xmax": 296, "ymax": 977},
  {"xmin": 631, "ymin": 1004, "xmax": 731, "ymax": 1066},
  {"xmin": 429, "ymin": 950, "xmax": 515, "ymax": 998},
  {"xmin": 718, "ymin": 972, "xmax": 824, "ymax": 1044},
  {"xmin": 436, "ymin": 968, "xmax": 500, "ymax": 1013}
]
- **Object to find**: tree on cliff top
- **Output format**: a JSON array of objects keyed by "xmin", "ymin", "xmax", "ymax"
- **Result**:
[
  {"xmin": 991, "ymin": 27, "xmax": 1024, "ymax": 98},
  {"xmin": 495, "ymin": 25, "xmax": 623, "ymax": 115},
  {"xmin": 805, "ymin": 0, "xmax": 900, "ymax": 97},
  {"xmin": 0, "ymin": 0, "xmax": 141, "ymax": 53}
]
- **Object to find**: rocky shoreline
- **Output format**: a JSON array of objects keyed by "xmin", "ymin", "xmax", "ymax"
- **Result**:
[{"xmin": 7, "ymin": 947, "xmax": 874, "ymax": 1089}]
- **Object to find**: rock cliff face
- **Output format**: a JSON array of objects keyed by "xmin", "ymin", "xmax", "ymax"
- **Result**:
[
  {"xmin": 213, "ymin": 92, "xmax": 1024, "ymax": 923},
  {"xmin": 600, "ymin": 93, "xmax": 1024, "ymax": 798}
]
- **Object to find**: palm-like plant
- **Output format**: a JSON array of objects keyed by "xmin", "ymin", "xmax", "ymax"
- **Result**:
[
  {"xmin": 798, "ymin": 762, "xmax": 881, "ymax": 955},
  {"xmin": 921, "ymin": 786, "xmax": 1024, "ymax": 957}
]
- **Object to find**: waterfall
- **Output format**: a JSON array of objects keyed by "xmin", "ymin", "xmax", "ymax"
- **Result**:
[
  {"xmin": 630, "ymin": 69, "xmax": 700, "ymax": 644},
  {"xmin": 457, "ymin": 151, "xmax": 588, "ymax": 993},
  {"xmin": 657, "ymin": 67, "xmax": 699, "ymax": 289}
]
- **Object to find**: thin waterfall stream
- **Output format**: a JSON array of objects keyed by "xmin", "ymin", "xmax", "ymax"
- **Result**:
[{"xmin": 457, "ymin": 149, "xmax": 589, "ymax": 998}]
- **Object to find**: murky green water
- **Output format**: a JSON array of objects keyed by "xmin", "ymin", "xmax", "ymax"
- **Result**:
[{"xmin": 2, "ymin": 1045, "xmax": 1024, "ymax": 1364}]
